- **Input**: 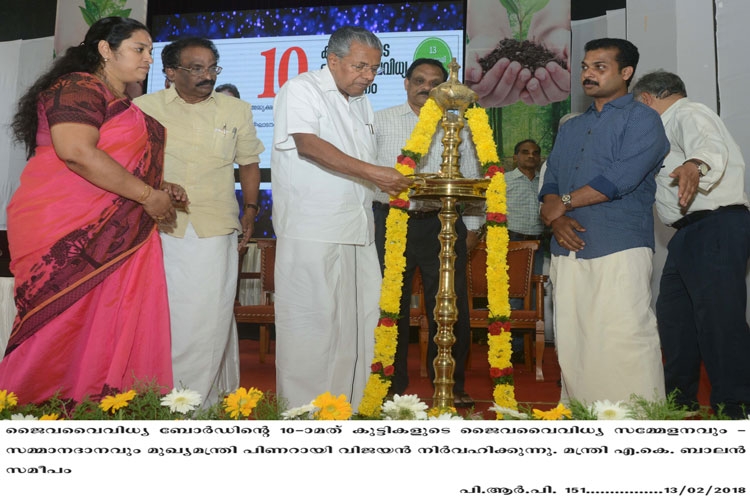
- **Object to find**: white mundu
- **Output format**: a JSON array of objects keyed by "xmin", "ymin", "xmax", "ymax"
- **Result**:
[
  {"xmin": 161, "ymin": 223, "xmax": 240, "ymax": 407},
  {"xmin": 551, "ymin": 247, "xmax": 666, "ymax": 404}
]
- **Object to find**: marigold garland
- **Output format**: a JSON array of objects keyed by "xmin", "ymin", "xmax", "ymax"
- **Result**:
[
  {"xmin": 358, "ymin": 100, "xmax": 516, "ymax": 417},
  {"xmin": 465, "ymin": 106, "xmax": 517, "ymax": 416}
]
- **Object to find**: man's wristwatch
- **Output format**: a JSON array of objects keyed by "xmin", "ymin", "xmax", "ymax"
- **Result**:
[
  {"xmin": 561, "ymin": 193, "xmax": 572, "ymax": 211},
  {"xmin": 686, "ymin": 159, "xmax": 710, "ymax": 177}
]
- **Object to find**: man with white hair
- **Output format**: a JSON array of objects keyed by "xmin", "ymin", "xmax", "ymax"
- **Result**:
[
  {"xmin": 632, "ymin": 70, "xmax": 750, "ymax": 419},
  {"xmin": 271, "ymin": 26, "xmax": 410, "ymax": 408}
]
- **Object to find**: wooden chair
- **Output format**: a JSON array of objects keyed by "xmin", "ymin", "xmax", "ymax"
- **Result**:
[
  {"xmin": 467, "ymin": 240, "xmax": 547, "ymax": 381},
  {"xmin": 234, "ymin": 238, "xmax": 276, "ymax": 363}
]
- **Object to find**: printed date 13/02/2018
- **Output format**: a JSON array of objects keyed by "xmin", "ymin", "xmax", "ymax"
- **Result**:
[
  {"xmin": 458, "ymin": 485, "xmax": 746, "ymax": 495},
  {"xmin": 565, "ymin": 486, "xmax": 746, "ymax": 495}
]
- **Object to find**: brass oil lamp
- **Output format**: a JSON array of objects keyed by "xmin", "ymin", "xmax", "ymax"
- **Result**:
[{"xmin": 410, "ymin": 58, "xmax": 489, "ymax": 409}]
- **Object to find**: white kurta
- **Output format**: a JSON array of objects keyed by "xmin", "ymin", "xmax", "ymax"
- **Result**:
[
  {"xmin": 272, "ymin": 67, "xmax": 376, "ymax": 245},
  {"xmin": 271, "ymin": 67, "xmax": 380, "ymax": 409}
]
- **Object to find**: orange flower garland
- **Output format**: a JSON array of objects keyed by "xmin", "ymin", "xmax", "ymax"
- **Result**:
[
  {"xmin": 358, "ymin": 98, "xmax": 444, "ymax": 417},
  {"xmin": 465, "ymin": 106, "xmax": 518, "ymax": 415},
  {"xmin": 358, "ymin": 100, "xmax": 516, "ymax": 418}
]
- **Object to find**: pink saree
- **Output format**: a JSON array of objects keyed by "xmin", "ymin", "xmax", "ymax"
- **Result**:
[{"xmin": 0, "ymin": 73, "xmax": 173, "ymax": 404}]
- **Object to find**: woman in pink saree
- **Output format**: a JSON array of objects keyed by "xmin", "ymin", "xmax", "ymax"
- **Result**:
[{"xmin": 0, "ymin": 17, "xmax": 184, "ymax": 404}]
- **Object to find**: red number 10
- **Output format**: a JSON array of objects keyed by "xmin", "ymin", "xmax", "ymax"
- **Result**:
[{"xmin": 258, "ymin": 46, "xmax": 308, "ymax": 98}]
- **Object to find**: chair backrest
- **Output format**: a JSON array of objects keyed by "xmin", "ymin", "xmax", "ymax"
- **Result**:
[
  {"xmin": 237, "ymin": 238, "xmax": 276, "ymax": 304},
  {"xmin": 466, "ymin": 238, "xmax": 546, "ymax": 380},
  {"xmin": 507, "ymin": 240, "xmax": 538, "ymax": 299},
  {"xmin": 256, "ymin": 239, "xmax": 276, "ymax": 294},
  {"xmin": 467, "ymin": 239, "xmax": 539, "ymax": 306},
  {"xmin": 234, "ymin": 239, "xmax": 276, "ymax": 362}
]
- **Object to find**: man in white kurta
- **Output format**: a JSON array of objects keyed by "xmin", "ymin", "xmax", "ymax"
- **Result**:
[{"xmin": 271, "ymin": 27, "xmax": 410, "ymax": 409}]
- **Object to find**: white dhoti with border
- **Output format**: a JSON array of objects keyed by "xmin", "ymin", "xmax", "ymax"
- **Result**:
[
  {"xmin": 550, "ymin": 247, "xmax": 665, "ymax": 404},
  {"xmin": 161, "ymin": 223, "xmax": 240, "ymax": 407},
  {"xmin": 274, "ymin": 237, "xmax": 380, "ymax": 409}
]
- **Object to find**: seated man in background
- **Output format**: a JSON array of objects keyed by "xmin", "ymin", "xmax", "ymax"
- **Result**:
[{"xmin": 216, "ymin": 83, "xmax": 240, "ymax": 98}]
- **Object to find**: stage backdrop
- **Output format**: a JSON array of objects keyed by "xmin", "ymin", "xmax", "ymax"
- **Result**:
[
  {"xmin": 54, "ymin": 0, "xmax": 147, "ymax": 57},
  {"xmin": 0, "ymin": 37, "xmax": 54, "ymax": 232},
  {"xmin": 145, "ymin": 2, "xmax": 466, "ymax": 238},
  {"xmin": 466, "ymin": 0, "xmax": 571, "ymax": 164}
]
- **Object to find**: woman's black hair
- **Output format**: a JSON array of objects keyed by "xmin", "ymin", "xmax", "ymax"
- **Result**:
[{"xmin": 11, "ymin": 16, "xmax": 148, "ymax": 158}]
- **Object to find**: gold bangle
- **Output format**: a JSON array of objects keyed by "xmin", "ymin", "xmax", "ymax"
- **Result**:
[{"xmin": 138, "ymin": 184, "xmax": 152, "ymax": 204}]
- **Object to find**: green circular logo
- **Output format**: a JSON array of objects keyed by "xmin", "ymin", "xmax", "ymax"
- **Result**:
[{"xmin": 413, "ymin": 37, "xmax": 453, "ymax": 69}]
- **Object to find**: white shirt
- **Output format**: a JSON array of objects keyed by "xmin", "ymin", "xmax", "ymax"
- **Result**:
[
  {"xmin": 655, "ymin": 97, "xmax": 749, "ymax": 225},
  {"xmin": 373, "ymin": 102, "xmax": 484, "ymax": 230},
  {"xmin": 271, "ymin": 67, "xmax": 377, "ymax": 244}
]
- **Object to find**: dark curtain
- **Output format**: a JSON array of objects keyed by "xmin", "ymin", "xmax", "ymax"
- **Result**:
[
  {"xmin": 0, "ymin": 0, "xmax": 56, "ymax": 42},
  {"xmin": 572, "ymin": 0, "xmax": 626, "ymax": 20}
]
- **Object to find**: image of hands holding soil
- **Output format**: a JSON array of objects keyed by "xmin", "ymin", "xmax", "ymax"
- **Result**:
[{"xmin": 466, "ymin": 0, "xmax": 571, "ymax": 108}]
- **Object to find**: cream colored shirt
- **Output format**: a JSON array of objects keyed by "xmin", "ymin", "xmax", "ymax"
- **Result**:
[
  {"xmin": 135, "ymin": 87, "xmax": 264, "ymax": 238},
  {"xmin": 656, "ymin": 97, "xmax": 748, "ymax": 225}
]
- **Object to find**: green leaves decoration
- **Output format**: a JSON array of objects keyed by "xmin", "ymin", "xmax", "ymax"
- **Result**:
[
  {"xmin": 500, "ymin": 0, "xmax": 550, "ymax": 40},
  {"xmin": 79, "ymin": 0, "xmax": 132, "ymax": 26}
]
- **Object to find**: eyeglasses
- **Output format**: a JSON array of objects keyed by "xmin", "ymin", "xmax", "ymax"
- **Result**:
[
  {"xmin": 175, "ymin": 65, "xmax": 223, "ymax": 76},
  {"xmin": 350, "ymin": 63, "xmax": 382, "ymax": 76}
]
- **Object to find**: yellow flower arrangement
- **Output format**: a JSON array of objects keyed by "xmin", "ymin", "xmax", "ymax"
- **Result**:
[
  {"xmin": 426, "ymin": 405, "xmax": 458, "ymax": 419},
  {"xmin": 223, "ymin": 387, "xmax": 264, "ymax": 419},
  {"xmin": 0, "ymin": 389, "xmax": 18, "ymax": 412},
  {"xmin": 358, "ymin": 98, "xmax": 443, "ymax": 417},
  {"xmin": 99, "ymin": 389, "xmax": 137, "ymax": 414},
  {"xmin": 465, "ymin": 106, "xmax": 517, "ymax": 416},
  {"xmin": 40, "ymin": 413, "xmax": 60, "ymax": 420},
  {"xmin": 313, "ymin": 392, "xmax": 353, "ymax": 420},
  {"xmin": 533, "ymin": 402, "xmax": 572, "ymax": 420}
]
